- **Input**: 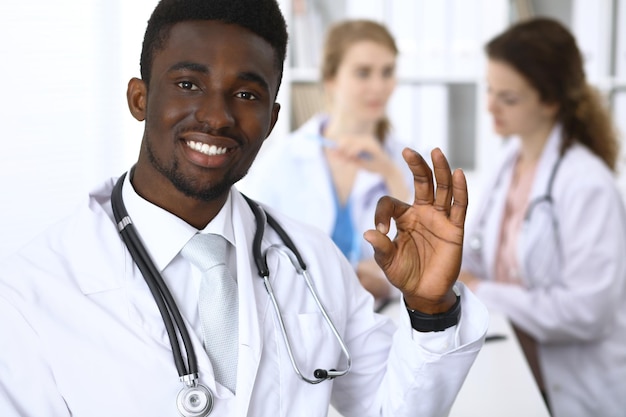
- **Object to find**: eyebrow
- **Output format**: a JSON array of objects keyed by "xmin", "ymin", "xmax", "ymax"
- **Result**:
[
  {"xmin": 238, "ymin": 71, "xmax": 270, "ymax": 94},
  {"xmin": 167, "ymin": 62, "xmax": 271, "ymax": 94},
  {"xmin": 168, "ymin": 61, "xmax": 209, "ymax": 74}
]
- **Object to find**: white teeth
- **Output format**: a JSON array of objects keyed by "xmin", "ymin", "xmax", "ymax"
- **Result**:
[{"xmin": 186, "ymin": 140, "xmax": 227, "ymax": 156}]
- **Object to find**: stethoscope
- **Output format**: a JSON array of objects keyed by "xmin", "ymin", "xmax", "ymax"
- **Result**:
[
  {"xmin": 468, "ymin": 153, "xmax": 563, "ymax": 255},
  {"xmin": 111, "ymin": 172, "xmax": 351, "ymax": 417}
]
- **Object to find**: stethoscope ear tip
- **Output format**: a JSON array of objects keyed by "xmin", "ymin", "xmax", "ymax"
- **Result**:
[{"xmin": 314, "ymin": 369, "xmax": 328, "ymax": 379}]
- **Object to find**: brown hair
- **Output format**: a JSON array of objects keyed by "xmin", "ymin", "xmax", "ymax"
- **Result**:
[
  {"xmin": 486, "ymin": 17, "xmax": 619, "ymax": 170},
  {"xmin": 321, "ymin": 19, "xmax": 398, "ymax": 141}
]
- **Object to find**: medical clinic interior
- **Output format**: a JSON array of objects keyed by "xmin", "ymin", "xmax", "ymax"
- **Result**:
[{"xmin": 1, "ymin": 1, "xmax": 625, "ymax": 417}]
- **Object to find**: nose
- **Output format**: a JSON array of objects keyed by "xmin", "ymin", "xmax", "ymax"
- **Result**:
[
  {"xmin": 369, "ymin": 74, "xmax": 395, "ymax": 101},
  {"xmin": 195, "ymin": 93, "xmax": 235, "ymax": 130},
  {"xmin": 486, "ymin": 93, "xmax": 498, "ymax": 115}
]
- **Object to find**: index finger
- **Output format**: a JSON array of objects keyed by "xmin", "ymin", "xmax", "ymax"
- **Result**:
[{"xmin": 372, "ymin": 195, "xmax": 409, "ymax": 235}]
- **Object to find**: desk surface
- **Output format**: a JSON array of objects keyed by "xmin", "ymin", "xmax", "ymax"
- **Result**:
[
  {"xmin": 449, "ymin": 311, "xmax": 551, "ymax": 417},
  {"xmin": 328, "ymin": 304, "xmax": 551, "ymax": 417}
]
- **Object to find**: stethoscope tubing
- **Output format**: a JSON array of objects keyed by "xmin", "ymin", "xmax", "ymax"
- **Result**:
[
  {"xmin": 470, "ymin": 152, "xmax": 564, "ymax": 254},
  {"xmin": 112, "ymin": 172, "xmax": 351, "ymax": 389},
  {"xmin": 112, "ymin": 172, "xmax": 198, "ymax": 381},
  {"xmin": 242, "ymin": 194, "xmax": 351, "ymax": 382}
]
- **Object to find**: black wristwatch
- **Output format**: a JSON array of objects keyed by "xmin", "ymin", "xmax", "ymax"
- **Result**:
[{"xmin": 406, "ymin": 295, "xmax": 461, "ymax": 332}]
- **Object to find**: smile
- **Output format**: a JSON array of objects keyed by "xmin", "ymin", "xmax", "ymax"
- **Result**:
[{"xmin": 186, "ymin": 140, "xmax": 228, "ymax": 156}]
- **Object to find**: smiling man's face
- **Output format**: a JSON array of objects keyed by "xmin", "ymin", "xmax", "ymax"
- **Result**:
[{"xmin": 128, "ymin": 20, "xmax": 280, "ymax": 211}]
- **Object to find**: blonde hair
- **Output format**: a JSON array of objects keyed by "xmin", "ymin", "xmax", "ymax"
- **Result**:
[{"xmin": 321, "ymin": 19, "xmax": 398, "ymax": 141}]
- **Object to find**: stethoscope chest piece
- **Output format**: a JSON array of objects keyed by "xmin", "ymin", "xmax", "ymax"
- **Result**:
[{"xmin": 177, "ymin": 384, "xmax": 213, "ymax": 417}]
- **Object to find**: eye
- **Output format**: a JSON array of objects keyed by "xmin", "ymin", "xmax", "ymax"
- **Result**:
[
  {"xmin": 382, "ymin": 66, "xmax": 395, "ymax": 78},
  {"xmin": 235, "ymin": 91, "xmax": 258, "ymax": 100},
  {"xmin": 177, "ymin": 81, "xmax": 199, "ymax": 91},
  {"xmin": 501, "ymin": 95, "xmax": 520, "ymax": 106}
]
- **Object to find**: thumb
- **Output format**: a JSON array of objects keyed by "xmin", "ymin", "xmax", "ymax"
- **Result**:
[{"xmin": 363, "ymin": 227, "xmax": 395, "ymax": 270}]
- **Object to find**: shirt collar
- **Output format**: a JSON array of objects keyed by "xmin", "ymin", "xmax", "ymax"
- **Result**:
[{"xmin": 122, "ymin": 171, "xmax": 235, "ymax": 272}]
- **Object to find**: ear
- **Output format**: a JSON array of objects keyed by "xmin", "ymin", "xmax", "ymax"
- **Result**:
[
  {"xmin": 264, "ymin": 102, "xmax": 281, "ymax": 139},
  {"xmin": 127, "ymin": 77, "xmax": 147, "ymax": 121}
]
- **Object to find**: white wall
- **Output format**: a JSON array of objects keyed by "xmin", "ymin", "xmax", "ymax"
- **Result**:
[
  {"xmin": 1, "ymin": 0, "xmax": 624, "ymax": 257},
  {"xmin": 0, "ymin": 1, "xmax": 157, "ymax": 256}
]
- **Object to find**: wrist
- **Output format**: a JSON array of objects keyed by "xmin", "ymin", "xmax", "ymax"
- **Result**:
[
  {"xmin": 406, "ymin": 295, "xmax": 461, "ymax": 332},
  {"xmin": 405, "ymin": 287, "xmax": 461, "ymax": 332}
]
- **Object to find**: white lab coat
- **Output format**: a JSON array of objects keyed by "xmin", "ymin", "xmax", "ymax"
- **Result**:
[
  {"xmin": 462, "ymin": 125, "xmax": 626, "ymax": 417},
  {"xmin": 238, "ymin": 113, "xmax": 413, "ymax": 263},
  {"xmin": 0, "ymin": 178, "xmax": 487, "ymax": 417}
]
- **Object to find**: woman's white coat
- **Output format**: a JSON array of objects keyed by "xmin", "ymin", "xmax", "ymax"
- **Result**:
[{"xmin": 462, "ymin": 126, "xmax": 626, "ymax": 417}]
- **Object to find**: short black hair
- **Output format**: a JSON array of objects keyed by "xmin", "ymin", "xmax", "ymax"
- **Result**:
[{"xmin": 140, "ymin": 0, "xmax": 288, "ymax": 91}]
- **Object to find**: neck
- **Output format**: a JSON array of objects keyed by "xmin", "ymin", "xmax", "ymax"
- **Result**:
[{"xmin": 518, "ymin": 121, "xmax": 556, "ymax": 164}]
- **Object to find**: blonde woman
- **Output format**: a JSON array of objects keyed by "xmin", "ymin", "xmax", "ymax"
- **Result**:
[{"xmin": 241, "ymin": 20, "xmax": 411, "ymax": 308}]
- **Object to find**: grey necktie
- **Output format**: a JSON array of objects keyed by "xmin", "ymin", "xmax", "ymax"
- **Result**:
[{"xmin": 181, "ymin": 233, "xmax": 238, "ymax": 393}]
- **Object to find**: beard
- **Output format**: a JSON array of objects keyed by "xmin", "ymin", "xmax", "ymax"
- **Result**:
[{"xmin": 145, "ymin": 139, "xmax": 247, "ymax": 202}]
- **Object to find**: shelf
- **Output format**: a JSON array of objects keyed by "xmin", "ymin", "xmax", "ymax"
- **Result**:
[{"xmin": 289, "ymin": 66, "xmax": 480, "ymax": 85}]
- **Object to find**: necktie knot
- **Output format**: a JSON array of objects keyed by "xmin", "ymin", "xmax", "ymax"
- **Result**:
[{"xmin": 181, "ymin": 233, "xmax": 228, "ymax": 272}]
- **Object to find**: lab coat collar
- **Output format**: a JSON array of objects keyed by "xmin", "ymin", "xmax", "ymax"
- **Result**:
[
  {"xmin": 288, "ymin": 113, "xmax": 329, "ymax": 160},
  {"xmin": 527, "ymin": 124, "xmax": 563, "ymax": 201},
  {"xmin": 82, "ymin": 176, "xmax": 267, "ymax": 410},
  {"xmin": 477, "ymin": 125, "xmax": 563, "ymax": 281},
  {"xmin": 121, "ymin": 170, "xmax": 236, "ymax": 273}
]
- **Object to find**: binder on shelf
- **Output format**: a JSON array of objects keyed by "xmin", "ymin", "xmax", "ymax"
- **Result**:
[
  {"xmin": 415, "ymin": 85, "xmax": 449, "ymax": 156},
  {"xmin": 446, "ymin": 0, "xmax": 481, "ymax": 78},
  {"xmin": 290, "ymin": 82, "xmax": 325, "ymax": 130},
  {"xmin": 388, "ymin": 0, "xmax": 420, "ymax": 78},
  {"xmin": 387, "ymin": 84, "xmax": 419, "ymax": 150},
  {"xmin": 345, "ymin": 0, "xmax": 385, "ymax": 22},
  {"xmin": 290, "ymin": 0, "xmax": 347, "ymax": 69},
  {"xmin": 571, "ymin": 0, "xmax": 612, "ymax": 84},
  {"xmin": 615, "ymin": 0, "xmax": 626, "ymax": 80},
  {"xmin": 511, "ymin": 0, "xmax": 534, "ymax": 20},
  {"xmin": 415, "ymin": 0, "xmax": 448, "ymax": 77}
]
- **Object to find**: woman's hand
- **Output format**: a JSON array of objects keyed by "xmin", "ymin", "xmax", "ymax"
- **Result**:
[
  {"xmin": 364, "ymin": 148, "xmax": 467, "ymax": 313},
  {"xmin": 356, "ymin": 258, "xmax": 393, "ymax": 301},
  {"xmin": 328, "ymin": 133, "xmax": 411, "ymax": 201}
]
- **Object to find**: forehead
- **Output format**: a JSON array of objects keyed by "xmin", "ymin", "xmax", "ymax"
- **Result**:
[
  {"xmin": 152, "ymin": 20, "xmax": 280, "ymax": 91},
  {"xmin": 340, "ymin": 40, "xmax": 396, "ymax": 66},
  {"xmin": 487, "ymin": 59, "xmax": 533, "ymax": 92}
]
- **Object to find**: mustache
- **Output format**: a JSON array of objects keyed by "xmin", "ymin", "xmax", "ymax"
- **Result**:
[{"xmin": 175, "ymin": 123, "xmax": 244, "ymax": 145}]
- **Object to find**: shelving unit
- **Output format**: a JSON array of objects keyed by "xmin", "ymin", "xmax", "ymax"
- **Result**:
[
  {"xmin": 274, "ymin": 0, "xmax": 510, "ymax": 207},
  {"xmin": 274, "ymin": 0, "xmax": 626, "ymax": 210}
]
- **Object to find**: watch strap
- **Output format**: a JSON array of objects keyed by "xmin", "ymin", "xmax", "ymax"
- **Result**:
[{"xmin": 406, "ymin": 295, "xmax": 461, "ymax": 332}]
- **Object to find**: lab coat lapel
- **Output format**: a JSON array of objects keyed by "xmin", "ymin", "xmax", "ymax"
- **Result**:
[
  {"xmin": 292, "ymin": 131, "xmax": 336, "ymax": 234},
  {"xmin": 481, "ymin": 142, "xmax": 517, "ymax": 281},
  {"xmin": 230, "ymin": 189, "xmax": 270, "ymax": 414},
  {"xmin": 352, "ymin": 169, "xmax": 385, "ymax": 207},
  {"xmin": 516, "ymin": 125, "xmax": 562, "ymax": 281},
  {"xmin": 527, "ymin": 125, "xmax": 562, "ymax": 204}
]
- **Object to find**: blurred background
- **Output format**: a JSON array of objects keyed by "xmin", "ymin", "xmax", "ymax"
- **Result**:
[{"xmin": 1, "ymin": 0, "xmax": 625, "ymax": 256}]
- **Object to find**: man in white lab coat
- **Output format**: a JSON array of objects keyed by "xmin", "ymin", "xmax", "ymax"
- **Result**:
[{"xmin": 0, "ymin": 0, "xmax": 488, "ymax": 416}]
